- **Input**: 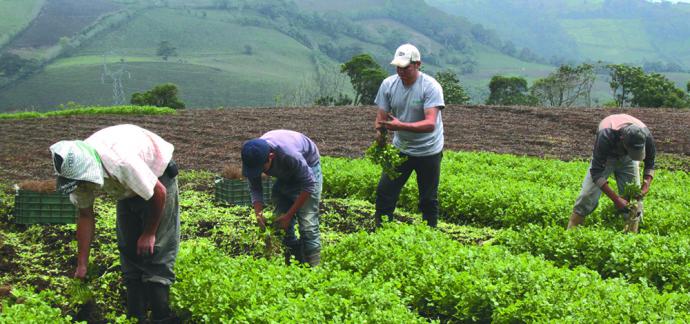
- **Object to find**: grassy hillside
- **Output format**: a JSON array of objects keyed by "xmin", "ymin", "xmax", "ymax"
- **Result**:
[
  {"xmin": 1, "ymin": 0, "xmax": 547, "ymax": 111},
  {"xmin": 560, "ymin": 18, "xmax": 658, "ymax": 62},
  {"xmin": 427, "ymin": 0, "xmax": 690, "ymax": 68},
  {"xmin": 0, "ymin": 7, "xmax": 342, "ymax": 110},
  {"xmin": 0, "ymin": 0, "xmax": 45, "ymax": 48}
]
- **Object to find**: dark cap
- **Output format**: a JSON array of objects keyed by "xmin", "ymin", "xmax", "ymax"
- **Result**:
[
  {"xmin": 241, "ymin": 138, "xmax": 270, "ymax": 178},
  {"xmin": 621, "ymin": 124, "xmax": 646, "ymax": 161}
]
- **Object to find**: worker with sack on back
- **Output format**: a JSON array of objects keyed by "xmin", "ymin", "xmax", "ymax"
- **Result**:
[{"xmin": 50, "ymin": 124, "xmax": 180, "ymax": 323}]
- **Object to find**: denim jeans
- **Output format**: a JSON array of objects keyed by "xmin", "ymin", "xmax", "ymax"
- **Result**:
[
  {"xmin": 375, "ymin": 152, "xmax": 442, "ymax": 227},
  {"xmin": 272, "ymin": 163, "xmax": 322, "ymax": 256},
  {"xmin": 573, "ymin": 156, "xmax": 641, "ymax": 217},
  {"xmin": 116, "ymin": 173, "xmax": 180, "ymax": 286}
]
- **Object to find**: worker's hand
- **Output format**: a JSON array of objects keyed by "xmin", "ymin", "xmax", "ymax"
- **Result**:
[
  {"xmin": 74, "ymin": 264, "xmax": 87, "ymax": 279},
  {"xmin": 639, "ymin": 184, "xmax": 650, "ymax": 199},
  {"xmin": 380, "ymin": 113, "xmax": 402, "ymax": 131},
  {"xmin": 137, "ymin": 233, "xmax": 156, "ymax": 256},
  {"xmin": 274, "ymin": 214, "xmax": 291, "ymax": 231},
  {"xmin": 614, "ymin": 197, "xmax": 629, "ymax": 212},
  {"xmin": 256, "ymin": 213, "xmax": 266, "ymax": 230}
]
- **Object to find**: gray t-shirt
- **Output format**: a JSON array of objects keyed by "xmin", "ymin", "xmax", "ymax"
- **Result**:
[{"xmin": 374, "ymin": 72, "xmax": 445, "ymax": 156}]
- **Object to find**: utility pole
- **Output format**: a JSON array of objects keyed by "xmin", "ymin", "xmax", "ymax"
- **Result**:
[{"xmin": 101, "ymin": 52, "xmax": 130, "ymax": 105}]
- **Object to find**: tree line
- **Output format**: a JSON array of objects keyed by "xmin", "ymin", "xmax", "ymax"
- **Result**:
[{"xmin": 327, "ymin": 54, "xmax": 690, "ymax": 109}]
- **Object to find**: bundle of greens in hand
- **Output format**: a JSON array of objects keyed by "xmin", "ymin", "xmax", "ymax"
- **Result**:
[{"xmin": 365, "ymin": 128, "xmax": 407, "ymax": 180}]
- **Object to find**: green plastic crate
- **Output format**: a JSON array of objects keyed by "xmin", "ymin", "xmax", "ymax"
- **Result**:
[
  {"xmin": 214, "ymin": 177, "xmax": 273, "ymax": 206},
  {"xmin": 14, "ymin": 190, "xmax": 77, "ymax": 224}
]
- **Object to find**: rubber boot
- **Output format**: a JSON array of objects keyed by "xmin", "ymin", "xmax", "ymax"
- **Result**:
[
  {"xmin": 374, "ymin": 212, "xmax": 393, "ymax": 228},
  {"xmin": 624, "ymin": 206, "xmax": 642, "ymax": 233},
  {"xmin": 566, "ymin": 212, "xmax": 585, "ymax": 230},
  {"xmin": 125, "ymin": 281, "xmax": 147, "ymax": 324},
  {"xmin": 304, "ymin": 250, "xmax": 321, "ymax": 267},
  {"xmin": 284, "ymin": 242, "xmax": 304, "ymax": 266},
  {"xmin": 624, "ymin": 217, "xmax": 640, "ymax": 233},
  {"xmin": 146, "ymin": 282, "xmax": 179, "ymax": 323}
]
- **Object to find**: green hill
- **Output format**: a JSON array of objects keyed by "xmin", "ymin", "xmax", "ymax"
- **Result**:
[
  {"xmin": 426, "ymin": 0, "xmax": 690, "ymax": 68},
  {"xmin": 1, "ymin": 0, "xmax": 552, "ymax": 111},
  {"xmin": 6, "ymin": 0, "xmax": 685, "ymax": 110},
  {"xmin": 0, "ymin": 0, "xmax": 45, "ymax": 48}
]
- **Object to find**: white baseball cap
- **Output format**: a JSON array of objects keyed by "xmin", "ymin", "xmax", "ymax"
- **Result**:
[
  {"xmin": 50, "ymin": 140, "xmax": 104, "ymax": 194},
  {"xmin": 390, "ymin": 43, "xmax": 421, "ymax": 68}
]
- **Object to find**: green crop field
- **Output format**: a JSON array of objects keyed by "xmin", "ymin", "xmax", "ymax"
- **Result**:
[{"xmin": 2, "ymin": 149, "xmax": 689, "ymax": 322}]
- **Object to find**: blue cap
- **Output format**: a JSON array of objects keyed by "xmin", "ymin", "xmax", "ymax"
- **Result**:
[{"xmin": 241, "ymin": 138, "xmax": 270, "ymax": 178}]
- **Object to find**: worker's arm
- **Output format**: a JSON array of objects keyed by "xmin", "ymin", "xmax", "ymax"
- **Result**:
[
  {"xmin": 138, "ymin": 179, "xmax": 166, "ymax": 256},
  {"xmin": 380, "ymin": 107, "xmax": 439, "ymax": 133},
  {"xmin": 601, "ymin": 182, "xmax": 628, "ymax": 210},
  {"xmin": 74, "ymin": 206, "xmax": 96, "ymax": 279}
]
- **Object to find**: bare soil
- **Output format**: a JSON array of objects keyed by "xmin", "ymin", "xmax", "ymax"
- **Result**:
[{"xmin": 0, "ymin": 105, "xmax": 688, "ymax": 182}]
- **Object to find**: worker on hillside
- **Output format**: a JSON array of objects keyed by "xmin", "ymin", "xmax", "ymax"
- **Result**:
[
  {"xmin": 373, "ymin": 43, "xmax": 445, "ymax": 227},
  {"xmin": 567, "ymin": 114, "xmax": 656, "ymax": 233},
  {"xmin": 241, "ymin": 129, "xmax": 322, "ymax": 266},
  {"xmin": 50, "ymin": 124, "xmax": 179, "ymax": 323}
]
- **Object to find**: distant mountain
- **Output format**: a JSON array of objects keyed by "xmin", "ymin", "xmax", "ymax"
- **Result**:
[{"xmin": 426, "ymin": 0, "xmax": 690, "ymax": 69}]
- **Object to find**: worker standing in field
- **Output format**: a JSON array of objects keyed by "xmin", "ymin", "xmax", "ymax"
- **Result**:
[
  {"xmin": 567, "ymin": 114, "xmax": 656, "ymax": 233},
  {"xmin": 373, "ymin": 43, "xmax": 445, "ymax": 227},
  {"xmin": 50, "ymin": 124, "xmax": 179, "ymax": 323},
  {"xmin": 241, "ymin": 129, "xmax": 322, "ymax": 266}
]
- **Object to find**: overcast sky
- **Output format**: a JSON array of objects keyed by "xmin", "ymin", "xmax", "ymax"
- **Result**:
[{"xmin": 649, "ymin": 0, "xmax": 690, "ymax": 3}]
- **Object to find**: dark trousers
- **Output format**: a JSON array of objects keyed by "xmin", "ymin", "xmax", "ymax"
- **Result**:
[
  {"xmin": 375, "ymin": 152, "xmax": 442, "ymax": 227},
  {"xmin": 116, "ymin": 171, "xmax": 180, "ymax": 286}
]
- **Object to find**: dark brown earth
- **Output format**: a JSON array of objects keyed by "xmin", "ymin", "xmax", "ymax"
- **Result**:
[{"xmin": 1, "ymin": 105, "xmax": 689, "ymax": 182}]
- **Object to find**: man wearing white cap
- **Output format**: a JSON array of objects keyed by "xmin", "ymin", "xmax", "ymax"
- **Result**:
[
  {"xmin": 568, "ymin": 114, "xmax": 656, "ymax": 233},
  {"xmin": 373, "ymin": 43, "xmax": 445, "ymax": 227},
  {"xmin": 50, "ymin": 124, "xmax": 179, "ymax": 323}
]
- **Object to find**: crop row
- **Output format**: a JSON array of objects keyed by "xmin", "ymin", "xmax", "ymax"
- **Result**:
[
  {"xmin": 0, "ymin": 105, "xmax": 175, "ymax": 119},
  {"xmin": 322, "ymin": 151, "xmax": 690, "ymax": 234},
  {"xmin": 494, "ymin": 224, "xmax": 690, "ymax": 292},
  {"xmin": 168, "ymin": 224, "xmax": 690, "ymax": 322}
]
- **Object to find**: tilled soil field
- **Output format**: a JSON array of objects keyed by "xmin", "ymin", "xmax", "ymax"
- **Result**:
[{"xmin": 1, "ymin": 105, "xmax": 689, "ymax": 181}]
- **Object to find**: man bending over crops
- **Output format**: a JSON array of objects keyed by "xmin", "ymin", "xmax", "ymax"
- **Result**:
[
  {"xmin": 568, "ymin": 114, "xmax": 656, "ymax": 233},
  {"xmin": 50, "ymin": 124, "xmax": 179, "ymax": 323},
  {"xmin": 241, "ymin": 130, "xmax": 322, "ymax": 266},
  {"xmin": 374, "ymin": 43, "xmax": 445, "ymax": 227}
]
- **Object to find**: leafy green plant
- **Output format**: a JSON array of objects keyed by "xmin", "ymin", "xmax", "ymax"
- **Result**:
[
  {"xmin": 172, "ymin": 239, "xmax": 425, "ymax": 323},
  {"xmin": 496, "ymin": 225, "xmax": 690, "ymax": 292},
  {"xmin": 0, "ymin": 286, "xmax": 77, "ymax": 323},
  {"xmin": 364, "ymin": 130, "xmax": 407, "ymax": 180}
]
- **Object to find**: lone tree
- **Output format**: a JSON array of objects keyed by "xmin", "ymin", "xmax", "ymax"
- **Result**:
[
  {"xmin": 131, "ymin": 83, "xmax": 185, "ymax": 109},
  {"xmin": 341, "ymin": 54, "xmax": 387, "ymax": 105},
  {"xmin": 530, "ymin": 63, "xmax": 595, "ymax": 107},
  {"xmin": 156, "ymin": 41, "xmax": 177, "ymax": 61},
  {"xmin": 435, "ymin": 70, "xmax": 470, "ymax": 104},
  {"xmin": 607, "ymin": 64, "xmax": 644, "ymax": 107},
  {"xmin": 486, "ymin": 75, "xmax": 537, "ymax": 106}
]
